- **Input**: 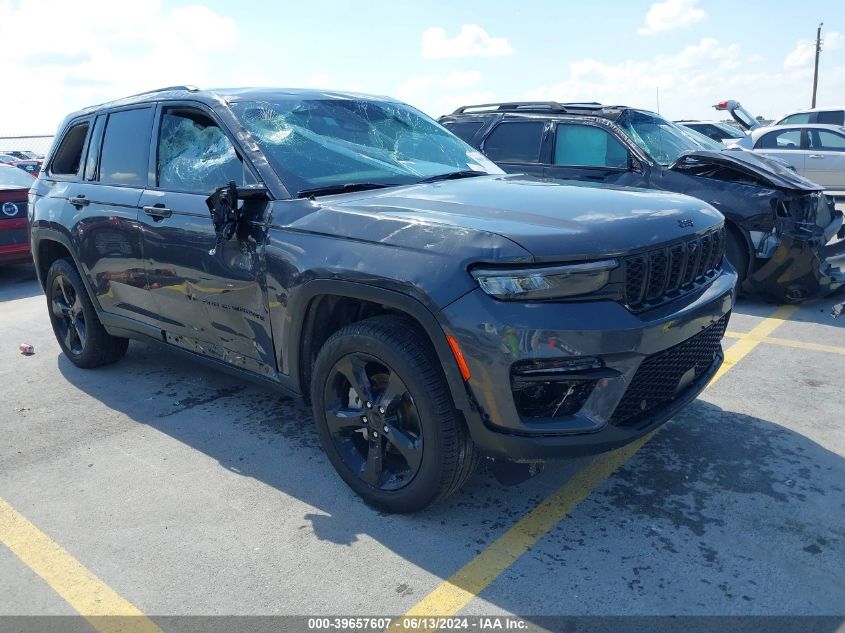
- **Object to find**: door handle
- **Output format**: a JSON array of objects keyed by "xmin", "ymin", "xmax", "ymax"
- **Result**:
[
  {"xmin": 143, "ymin": 205, "xmax": 172, "ymax": 219},
  {"xmin": 808, "ymin": 154, "xmax": 825, "ymax": 159},
  {"xmin": 68, "ymin": 195, "xmax": 89, "ymax": 207}
]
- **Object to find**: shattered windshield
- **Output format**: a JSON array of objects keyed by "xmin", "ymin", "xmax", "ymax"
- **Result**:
[
  {"xmin": 618, "ymin": 110, "xmax": 722, "ymax": 166},
  {"xmin": 231, "ymin": 98, "xmax": 502, "ymax": 196}
]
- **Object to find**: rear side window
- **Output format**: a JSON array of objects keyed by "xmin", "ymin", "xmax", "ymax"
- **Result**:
[
  {"xmin": 756, "ymin": 129, "xmax": 802, "ymax": 150},
  {"xmin": 98, "ymin": 108, "xmax": 154, "ymax": 187},
  {"xmin": 777, "ymin": 113, "xmax": 811, "ymax": 125},
  {"xmin": 816, "ymin": 110, "xmax": 845, "ymax": 125},
  {"xmin": 483, "ymin": 121, "xmax": 544, "ymax": 163},
  {"xmin": 811, "ymin": 129, "xmax": 845, "ymax": 151},
  {"xmin": 443, "ymin": 121, "xmax": 484, "ymax": 144},
  {"xmin": 50, "ymin": 122, "xmax": 89, "ymax": 176},
  {"xmin": 157, "ymin": 108, "xmax": 251, "ymax": 193},
  {"xmin": 554, "ymin": 124, "xmax": 628, "ymax": 168}
]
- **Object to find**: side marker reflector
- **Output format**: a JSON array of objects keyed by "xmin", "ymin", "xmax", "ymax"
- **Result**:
[{"xmin": 446, "ymin": 335, "xmax": 471, "ymax": 381}]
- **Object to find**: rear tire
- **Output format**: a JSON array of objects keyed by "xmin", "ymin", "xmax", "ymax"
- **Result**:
[
  {"xmin": 46, "ymin": 258, "xmax": 128, "ymax": 368},
  {"xmin": 310, "ymin": 315, "xmax": 478, "ymax": 513},
  {"xmin": 725, "ymin": 227, "xmax": 749, "ymax": 284}
]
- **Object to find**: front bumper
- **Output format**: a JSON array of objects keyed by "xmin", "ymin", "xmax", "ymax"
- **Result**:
[
  {"xmin": 0, "ymin": 218, "xmax": 31, "ymax": 264},
  {"xmin": 743, "ymin": 200, "xmax": 844, "ymax": 302},
  {"xmin": 441, "ymin": 268, "xmax": 736, "ymax": 460}
]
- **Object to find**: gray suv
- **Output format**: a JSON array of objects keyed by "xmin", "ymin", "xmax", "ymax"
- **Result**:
[{"xmin": 29, "ymin": 87, "xmax": 735, "ymax": 512}]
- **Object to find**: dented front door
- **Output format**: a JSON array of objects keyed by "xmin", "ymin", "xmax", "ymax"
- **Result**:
[{"xmin": 137, "ymin": 105, "xmax": 276, "ymax": 376}]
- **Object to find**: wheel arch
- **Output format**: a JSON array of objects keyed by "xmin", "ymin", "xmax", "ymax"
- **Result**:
[
  {"xmin": 722, "ymin": 217, "xmax": 754, "ymax": 277},
  {"xmin": 33, "ymin": 230, "xmax": 108, "ymax": 317},
  {"xmin": 287, "ymin": 280, "xmax": 473, "ymax": 414}
]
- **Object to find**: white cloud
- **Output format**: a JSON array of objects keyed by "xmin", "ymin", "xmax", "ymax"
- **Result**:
[
  {"xmin": 396, "ymin": 71, "xmax": 489, "ymax": 117},
  {"xmin": 421, "ymin": 25, "xmax": 512, "ymax": 59},
  {"xmin": 638, "ymin": 0, "xmax": 706, "ymax": 36},
  {"xmin": 784, "ymin": 31, "xmax": 843, "ymax": 69},
  {"xmin": 0, "ymin": 0, "xmax": 239, "ymax": 135},
  {"xmin": 527, "ymin": 37, "xmax": 845, "ymax": 121}
]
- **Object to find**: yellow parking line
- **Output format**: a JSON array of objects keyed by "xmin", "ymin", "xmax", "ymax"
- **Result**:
[
  {"xmin": 0, "ymin": 497, "xmax": 163, "ymax": 633},
  {"xmin": 393, "ymin": 306, "xmax": 797, "ymax": 628},
  {"xmin": 725, "ymin": 330, "xmax": 845, "ymax": 356}
]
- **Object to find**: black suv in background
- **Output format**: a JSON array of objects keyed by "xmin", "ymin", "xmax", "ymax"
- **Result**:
[
  {"xmin": 440, "ymin": 102, "xmax": 844, "ymax": 302},
  {"xmin": 30, "ymin": 87, "xmax": 734, "ymax": 512}
]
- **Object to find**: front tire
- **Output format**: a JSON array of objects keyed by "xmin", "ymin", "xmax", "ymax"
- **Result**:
[
  {"xmin": 46, "ymin": 258, "xmax": 128, "ymax": 368},
  {"xmin": 310, "ymin": 315, "xmax": 478, "ymax": 513}
]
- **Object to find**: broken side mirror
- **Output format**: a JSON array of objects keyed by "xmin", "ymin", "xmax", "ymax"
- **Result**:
[{"xmin": 206, "ymin": 182, "xmax": 269, "ymax": 254}]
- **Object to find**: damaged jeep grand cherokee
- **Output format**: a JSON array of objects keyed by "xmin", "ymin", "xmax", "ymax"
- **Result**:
[{"xmin": 30, "ymin": 87, "xmax": 735, "ymax": 512}]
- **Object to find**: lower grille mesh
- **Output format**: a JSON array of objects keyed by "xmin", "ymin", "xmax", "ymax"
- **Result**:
[{"xmin": 610, "ymin": 313, "xmax": 730, "ymax": 427}]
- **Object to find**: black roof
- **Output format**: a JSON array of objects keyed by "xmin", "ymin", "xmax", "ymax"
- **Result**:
[{"xmin": 64, "ymin": 86, "xmax": 397, "ymax": 119}]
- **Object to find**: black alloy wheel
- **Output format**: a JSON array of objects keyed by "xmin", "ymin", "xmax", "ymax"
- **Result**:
[
  {"xmin": 324, "ymin": 353, "xmax": 423, "ymax": 490},
  {"xmin": 45, "ymin": 258, "xmax": 128, "ymax": 368},
  {"xmin": 310, "ymin": 315, "xmax": 479, "ymax": 513},
  {"xmin": 51, "ymin": 273, "xmax": 86, "ymax": 356}
]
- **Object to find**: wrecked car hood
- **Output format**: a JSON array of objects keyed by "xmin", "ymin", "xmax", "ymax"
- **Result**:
[
  {"xmin": 304, "ymin": 175, "xmax": 724, "ymax": 262},
  {"xmin": 670, "ymin": 149, "xmax": 823, "ymax": 191}
]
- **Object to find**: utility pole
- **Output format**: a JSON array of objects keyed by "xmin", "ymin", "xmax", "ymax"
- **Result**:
[{"xmin": 812, "ymin": 22, "xmax": 823, "ymax": 108}]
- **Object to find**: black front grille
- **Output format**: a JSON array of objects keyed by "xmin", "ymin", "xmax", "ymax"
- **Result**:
[
  {"xmin": 609, "ymin": 313, "xmax": 730, "ymax": 427},
  {"xmin": 624, "ymin": 227, "xmax": 725, "ymax": 312}
]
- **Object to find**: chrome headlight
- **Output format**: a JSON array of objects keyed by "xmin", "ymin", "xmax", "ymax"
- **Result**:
[{"xmin": 470, "ymin": 260, "xmax": 618, "ymax": 300}]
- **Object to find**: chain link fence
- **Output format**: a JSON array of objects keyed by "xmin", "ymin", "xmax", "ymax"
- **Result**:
[{"xmin": 0, "ymin": 135, "xmax": 54, "ymax": 159}]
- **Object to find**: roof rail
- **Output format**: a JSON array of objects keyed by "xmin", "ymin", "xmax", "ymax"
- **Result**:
[
  {"xmin": 451, "ymin": 101, "xmax": 604, "ymax": 115},
  {"xmin": 126, "ymin": 85, "xmax": 200, "ymax": 99},
  {"xmin": 451, "ymin": 101, "xmax": 566, "ymax": 114}
]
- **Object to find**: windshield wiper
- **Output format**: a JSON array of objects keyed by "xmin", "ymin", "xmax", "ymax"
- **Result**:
[
  {"xmin": 296, "ymin": 182, "xmax": 396, "ymax": 198},
  {"xmin": 416, "ymin": 170, "xmax": 487, "ymax": 184}
]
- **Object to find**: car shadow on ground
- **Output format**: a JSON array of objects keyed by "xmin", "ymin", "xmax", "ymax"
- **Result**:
[
  {"xmin": 56, "ymin": 339, "xmax": 845, "ymax": 619},
  {"xmin": 0, "ymin": 263, "xmax": 40, "ymax": 301}
]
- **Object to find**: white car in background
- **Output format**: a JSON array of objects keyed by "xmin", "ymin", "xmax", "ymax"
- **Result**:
[
  {"xmin": 675, "ymin": 120, "xmax": 747, "ymax": 146},
  {"xmin": 774, "ymin": 106, "xmax": 845, "ymax": 127},
  {"xmin": 734, "ymin": 124, "xmax": 845, "ymax": 193}
]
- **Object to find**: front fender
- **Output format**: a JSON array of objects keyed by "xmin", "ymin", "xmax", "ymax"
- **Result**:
[{"xmin": 282, "ymin": 278, "xmax": 473, "ymax": 414}]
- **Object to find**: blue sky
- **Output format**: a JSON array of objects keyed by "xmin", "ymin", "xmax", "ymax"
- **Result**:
[{"xmin": 1, "ymin": 0, "xmax": 843, "ymax": 134}]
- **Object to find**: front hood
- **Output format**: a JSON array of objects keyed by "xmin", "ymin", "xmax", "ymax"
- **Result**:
[
  {"xmin": 317, "ymin": 175, "xmax": 724, "ymax": 261},
  {"xmin": 671, "ymin": 149, "xmax": 823, "ymax": 191}
]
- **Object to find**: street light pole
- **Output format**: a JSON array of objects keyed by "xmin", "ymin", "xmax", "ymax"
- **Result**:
[{"xmin": 812, "ymin": 22, "xmax": 823, "ymax": 108}]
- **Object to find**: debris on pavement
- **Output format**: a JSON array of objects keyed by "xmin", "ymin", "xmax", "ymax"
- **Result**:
[{"xmin": 19, "ymin": 343, "xmax": 34, "ymax": 355}]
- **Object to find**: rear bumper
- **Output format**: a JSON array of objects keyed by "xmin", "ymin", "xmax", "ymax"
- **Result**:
[{"xmin": 441, "ymin": 269, "xmax": 736, "ymax": 460}]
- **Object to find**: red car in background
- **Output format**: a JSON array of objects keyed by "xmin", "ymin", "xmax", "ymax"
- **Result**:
[{"xmin": 0, "ymin": 163, "xmax": 34, "ymax": 265}]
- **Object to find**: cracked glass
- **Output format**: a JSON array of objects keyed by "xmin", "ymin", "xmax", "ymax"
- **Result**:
[{"xmin": 231, "ymin": 97, "xmax": 502, "ymax": 196}]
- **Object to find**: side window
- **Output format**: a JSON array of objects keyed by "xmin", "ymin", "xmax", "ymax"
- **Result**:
[
  {"xmin": 442, "ymin": 121, "xmax": 484, "ymax": 145},
  {"xmin": 483, "ymin": 121, "xmax": 544, "ymax": 163},
  {"xmin": 756, "ymin": 129, "xmax": 802, "ymax": 150},
  {"xmin": 157, "ymin": 108, "xmax": 253, "ymax": 193},
  {"xmin": 811, "ymin": 130, "xmax": 845, "ymax": 151},
  {"xmin": 553, "ymin": 124, "xmax": 629, "ymax": 168},
  {"xmin": 817, "ymin": 110, "xmax": 845, "ymax": 125},
  {"xmin": 99, "ymin": 108, "xmax": 154, "ymax": 187},
  {"xmin": 778, "ymin": 113, "xmax": 811, "ymax": 125},
  {"xmin": 49, "ymin": 122, "xmax": 89, "ymax": 177}
]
